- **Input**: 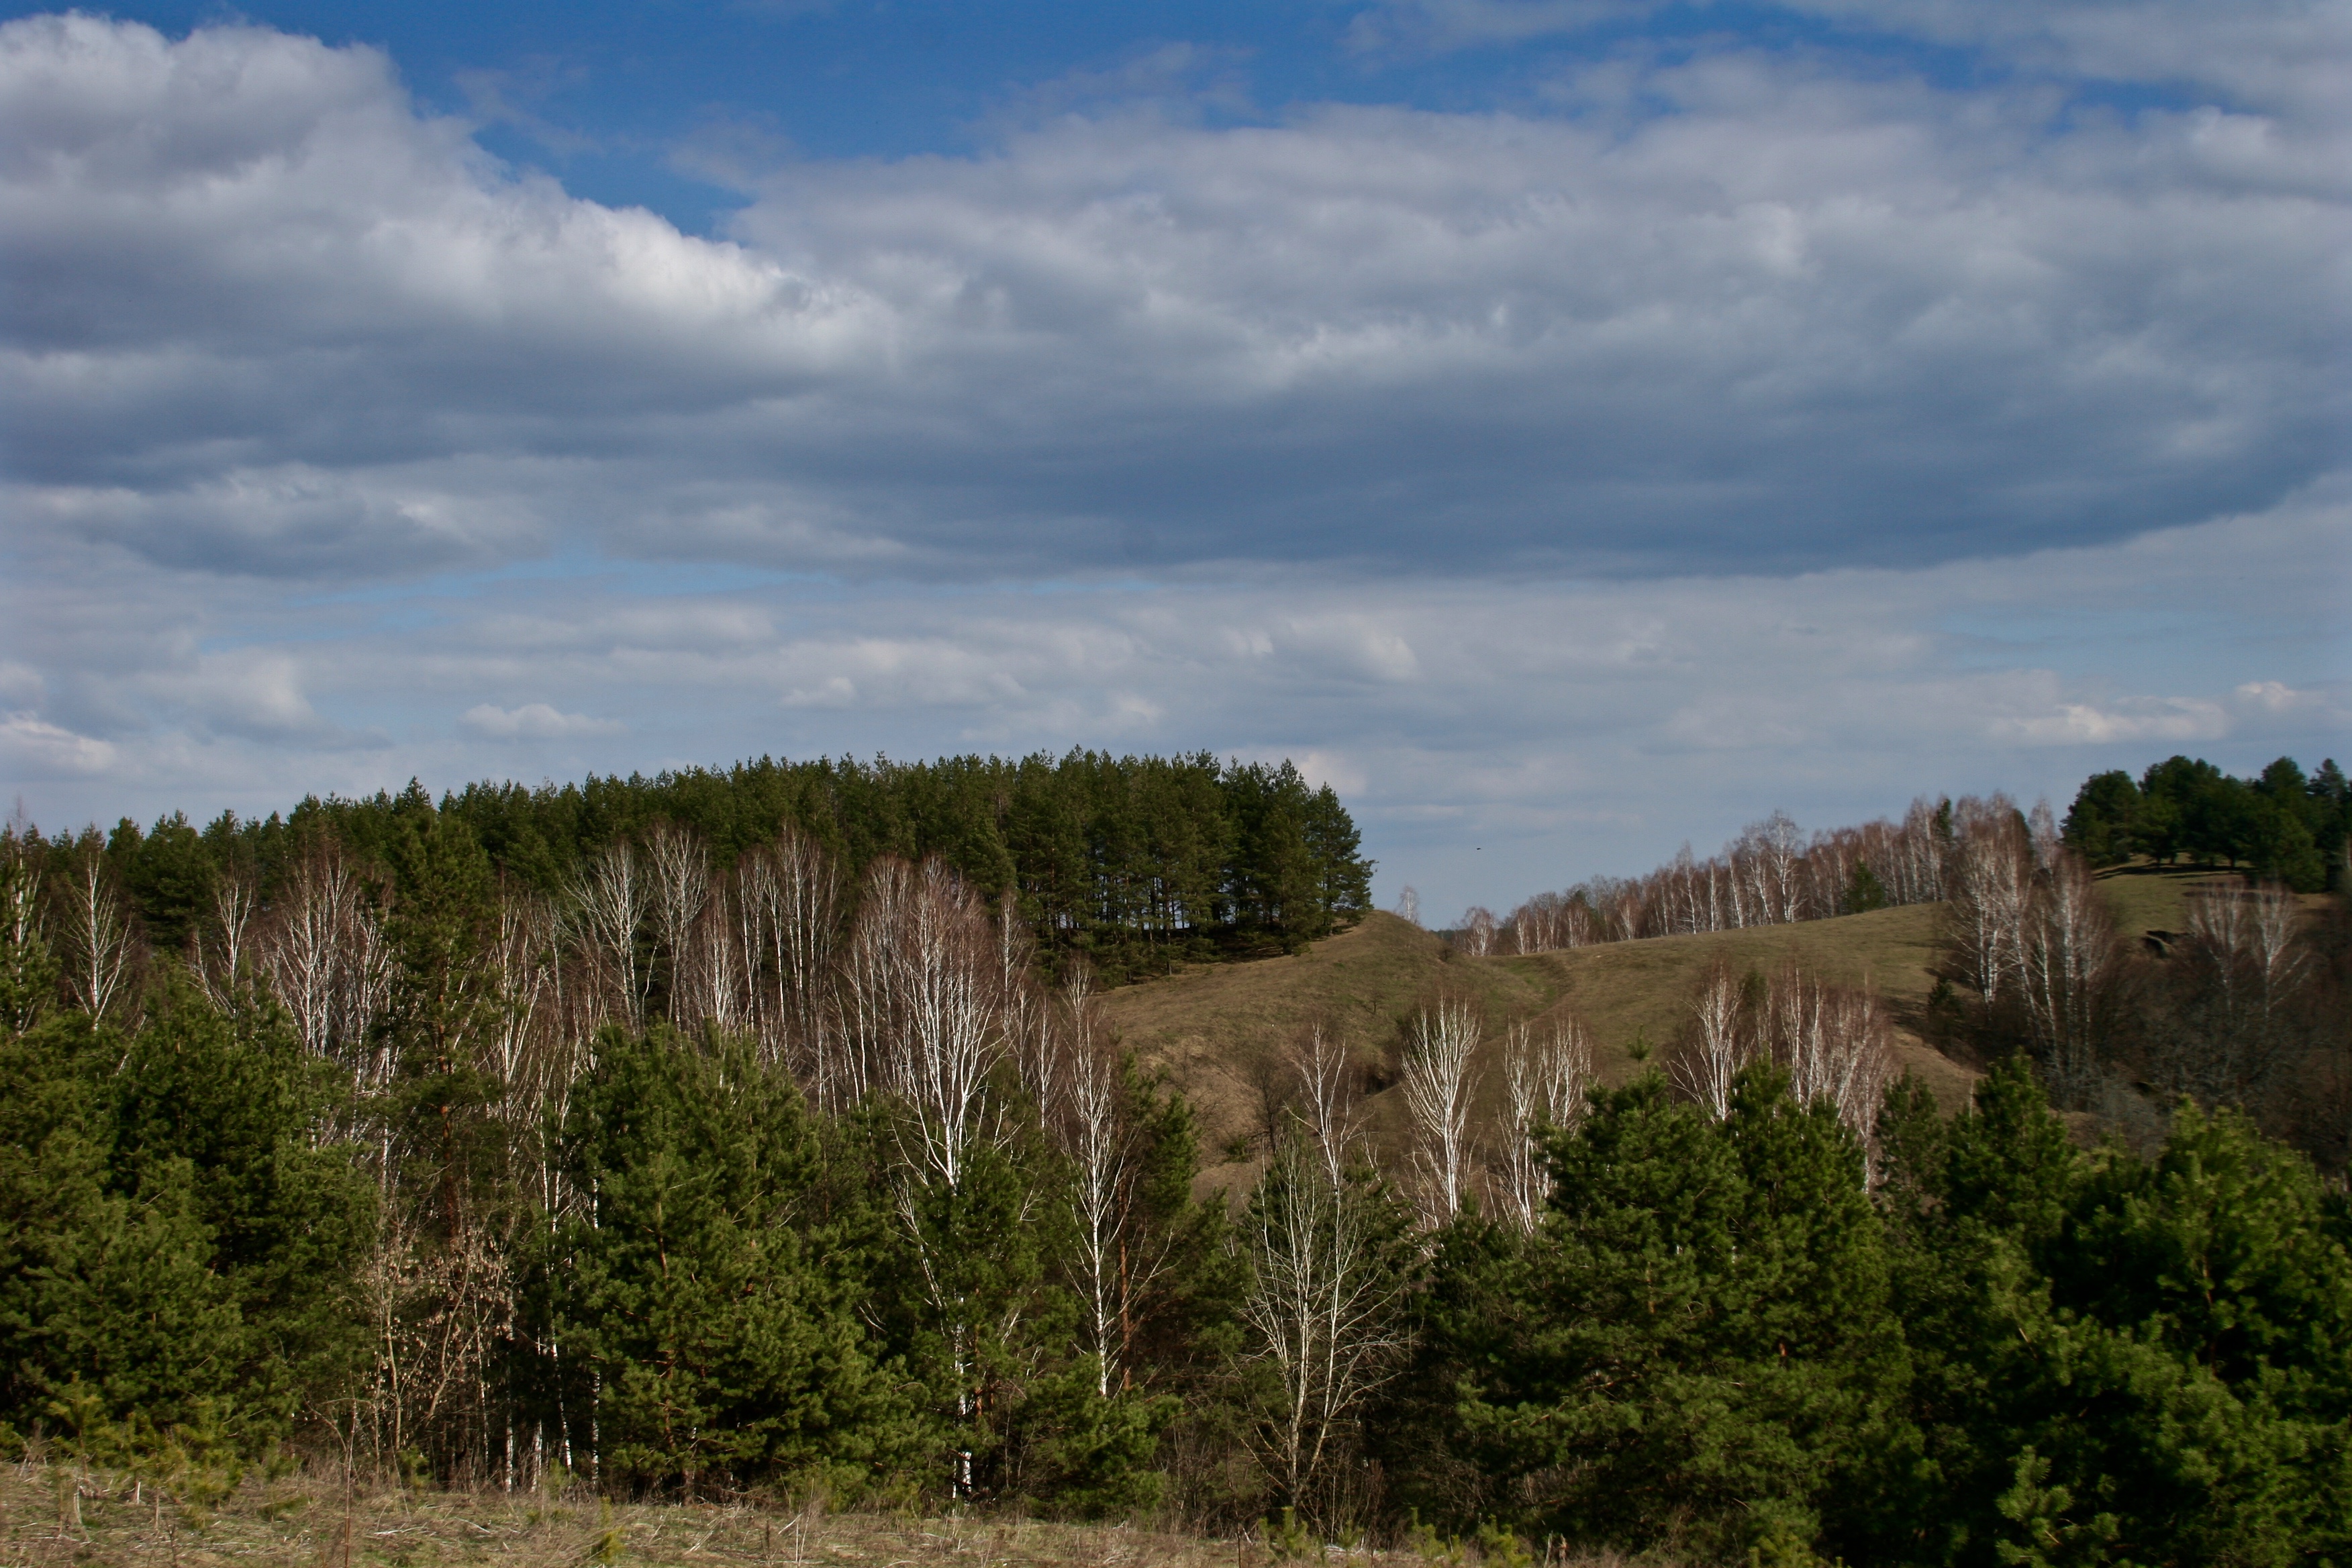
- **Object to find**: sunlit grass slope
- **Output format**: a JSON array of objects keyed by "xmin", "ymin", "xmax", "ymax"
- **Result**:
[{"xmin": 1099, "ymin": 864, "xmax": 2257, "ymax": 1185}]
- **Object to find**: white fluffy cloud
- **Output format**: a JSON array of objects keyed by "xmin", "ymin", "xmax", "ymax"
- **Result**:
[{"xmin": 459, "ymin": 703, "xmax": 624, "ymax": 740}]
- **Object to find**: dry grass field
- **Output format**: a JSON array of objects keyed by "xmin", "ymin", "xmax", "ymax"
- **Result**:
[
  {"xmin": 1099, "ymin": 863, "xmax": 2273, "ymax": 1183},
  {"xmin": 0, "ymin": 1459, "xmax": 1637, "ymax": 1568}
]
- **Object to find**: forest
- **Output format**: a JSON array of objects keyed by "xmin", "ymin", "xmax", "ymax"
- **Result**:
[{"xmin": 3, "ymin": 749, "xmax": 2349, "ymax": 1567}]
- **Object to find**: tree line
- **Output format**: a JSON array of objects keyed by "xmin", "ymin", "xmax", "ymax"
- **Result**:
[
  {"xmin": 1449, "ymin": 753, "xmax": 2346, "ymax": 956},
  {"xmin": 1932, "ymin": 791, "xmax": 2352, "ymax": 1173},
  {"xmin": 2063, "ymin": 754, "xmax": 2347, "ymax": 890},
  {"xmin": 34, "ymin": 750, "xmax": 1373, "ymax": 995},
  {"xmin": 4, "ymin": 763, "xmax": 2349, "ymax": 1564},
  {"xmin": 1454, "ymin": 750, "xmax": 2351, "ymax": 1169}
]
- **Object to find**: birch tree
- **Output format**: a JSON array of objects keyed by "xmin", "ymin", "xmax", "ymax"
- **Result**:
[
  {"xmin": 2020, "ymin": 853, "xmax": 2115, "ymax": 1105},
  {"xmin": 195, "ymin": 869, "xmax": 258, "ymax": 1009},
  {"xmin": 569, "ymin": 838, "xmax": 651, "ymax": 1030},
  {"xmin": 1239, "ymin": 1134, "xmax": 1410, "ymax": 1520},
  {"xmin": 1496, "ymin": 1018, "xmax": 1591, "ymax": 1230},
  {"xmin": 1288, "ymin": 1023, "xmax": 1364, "ymax": 1189},
  {"xmin": 0, "ymin": 832, "xmax": 52, "ymax": 1031},
  {"xmin": 1401, "ymin": 1000, "xmax": 1480, "ymax": 1228},
  {"xmin": 54, "ymin": 839, "xmax": 137, "ymax": 1025},
  {"xmin": 1763, "ymin": 967, "xmax": 1892, "ymax": 1148},
  {"xmin": 738, "ymin": 826, "xmax": 842, "ymax": 1090},
  {"xmin": 645, "ymin": 822, "xmax": 712, "ymax": 1026},
  {"xmin": 1949, "ymin": 797, "xmax": 2033, "ymax": 1005},
  {"xmin": 1673, "ymin": 962, "xmax": 1753, "ymax": 1122},
  {"xmin": 1457, "ymin": 906, "xmax": 1498, "ymax": 957}
]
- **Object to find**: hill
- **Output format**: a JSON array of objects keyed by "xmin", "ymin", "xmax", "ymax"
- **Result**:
[{"xmin": 1099, "ymin": 863, "xmax": 2257, "ymax": 1184}]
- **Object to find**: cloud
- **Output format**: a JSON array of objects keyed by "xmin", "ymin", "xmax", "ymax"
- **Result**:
[
  {"xmin": 0, "ymin": 712, "xmax": 116, "ymax": 777},
  {"xmin": 1348, "ymin": 0, "xmax": 2352, "ymax": 128},
  {"xmin": 2, "ymin": 13, "xmax": 2343, "ymax": 589},
  {"xmin": 1346, "ymin": 1, "xmax": 1656, "ymax": 56},
  {"xmin": 1994, "ymin": 697, "xmax": 2231, "ymax": 746},
  {"xmin": 459, "ymin": 702, "xmax": 624, "ymax": 740},
  {"xmin": 1781, "ymin": 1, "xmax": 2352, "ymax": 124},
  {"xmin": 5, "ymin": 479, "xmax": 2341, "ymax": 914}
]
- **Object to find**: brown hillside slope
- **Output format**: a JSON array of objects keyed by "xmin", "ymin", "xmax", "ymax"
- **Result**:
[
  {"xmin": 1099, "ymin": 906, "xmax": 1967, "ymax": 1188},
  {"xmin": 1097, "ymin": 865, "xmax": 2249, "ymax": 1188}
]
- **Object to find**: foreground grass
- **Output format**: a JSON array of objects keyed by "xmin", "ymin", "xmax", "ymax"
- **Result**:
[{"xmin": 3, "ymin": 1457, "xmax": 1515, "ymax": 1568}]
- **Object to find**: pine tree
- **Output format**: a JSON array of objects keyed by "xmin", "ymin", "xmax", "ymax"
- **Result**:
[
  {"xmin": 543, "ymin": 1026, "xmax": 918, "ymax": 1497},
  {"xmin": 1414, "ymin": 1067, "xmax": 1910, "ymax": 1561}
]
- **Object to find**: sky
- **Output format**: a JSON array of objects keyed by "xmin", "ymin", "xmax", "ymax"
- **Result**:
[{"xmin": 1, "ymin": 0, "xmax": 2347, "ymax": 922}]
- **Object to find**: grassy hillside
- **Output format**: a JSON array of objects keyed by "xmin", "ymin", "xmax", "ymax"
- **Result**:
[{"xmin": 1099, "ymin": 863, "xmax": 2259, "ymax": 1185}]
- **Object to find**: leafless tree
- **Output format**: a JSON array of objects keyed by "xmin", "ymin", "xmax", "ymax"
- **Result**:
[
  {"xmin": 569, "ymin": 838, "xmax": 651, "ymax": 1030},
  {"xmin": 1604, "ymin": 877, "xmax": 1647, "ymax": 942},
  {"xmin": 859, "ymin": 859, "xmax": 1010, "ymax": 1190},
  {"xmin": 1763, "ymin": 967, "xmax": 1892, "ymax": 1149},
  {"xmin": 1457, "ymin": 906, "xmax": 1498, "ymax": 957},
  {"xmin": 1949, "ymin": 796, "xmax": 2032, "ymax": 1005},
  {"xmin": 2027, "ymin": 798, "xmax": 2061, "ymax": 870},
  {"xmin": 1500, "ymin": 795, "xmax": 1955, "ymax": 948},
  {"xmin": 644, "ymin": 822, "xmax": 713, "ymax": 1026},
  {"xmin": 1496, "ymin": 1018, "xmax": 1590, "ymax": 1229},
  {"xmin": 54, "ymin": 838, "xmax": 138, "ymax": 1025},
  {"xmin": 2175, "ymin": 882, "xmax": 2305, "ymax": 1105},
  {"xmin": 1238, "ymin": 1134, "xmax": 1408, "ymax": 1520},
  {"xmin": 485, "ymin": 887, "xmax": 560, "ymax": 1119},
  {"xmin": 1006, "ymin": 910, "xmax": 1065, "ymax": 1120},
  {"xmin": 854, "ymin": 856, "xmax": 1021, "ymax": 1496},
  {"xmin": 840, "ymin": 856, "xmax": 919, "ymax": 1115},
  {"xmin": 1061, "ymin": 978, "xmax": 1160, "ymax": 1396},
  {"xmin": 1751, "ymin": 811, "xmax": 1806, "ymax": 924},
  {"xmin": 1401, "ymin": 999, "xmax": 1481, "ymax": 1227},
  {"xmin": 1504, "ymin": 889, "xmax": 1593, "ymax": 953},
  {"xmin": 1393, "ymin": 885, "xmax": 1421, "ymax": 928},
  {"xmin": 353, "ymin": 1209, "xmax": 516, "ymax": 1485},
  {"xmin": 666, "ymin": 875, "xmax": 751, "ymax": 1040},
  {"xmin": 260, "ymin": 846, "xmax": 397, "ymax": 1141},
  {"xmin": 195, "ymin": 870, "xmax": 259, "ymax": 1008},
  {"xmin": 264, "ymin": 844, "xmax": 353, "ymax": 1057},
  {"xmin": 2248, "ymin": 882, "xmax": 2308, "ymax": 1038},
  {"xmin": 2020, "ymin": 852, "xmax": 2116, "ymax": 1104},
  {"xmin": 1288, "ymin": 1023, "xmax": 1365, "ymax": 1189},
  {"xmin": 0, "ymin": 834, "xmax": 46, "ymax": 1031},
  {"xmin": 1673, "ymin": 961, "xmax": 1753, "ymax": 1122},
  {"xmin": 739, "ymin": 826, "xmax": 842, "ymax": 1085}
]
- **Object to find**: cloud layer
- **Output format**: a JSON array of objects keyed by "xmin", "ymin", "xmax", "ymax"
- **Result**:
[
  {"xmin": 1, "ymin": 8, "xmax": 2345, "ymax": 914},
  {"xmin": 7, "ymin": 11, "xmax": 2345, "ymax": 581}
]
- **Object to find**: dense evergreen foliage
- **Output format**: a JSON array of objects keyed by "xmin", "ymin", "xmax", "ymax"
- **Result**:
[
  {"xmin": 70, "ymin": 752, "xmax": 1372, "ymax": 987},
  {"xmin": 1377, "ymin": 1059, "xmax": 2352, "ymax": 1564},
  {"xmin": 1, "ymin": 985, "xmax": 375, "ymax": 1451},
  {"xmin": 2063, "ymin": 754, "xmax": 2349, "ymax": 891}
]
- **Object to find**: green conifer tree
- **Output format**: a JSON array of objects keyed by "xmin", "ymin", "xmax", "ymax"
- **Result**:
[{"xmin": 544, "ymin": 1026, "xmax": 918, "ymax": 1498}]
